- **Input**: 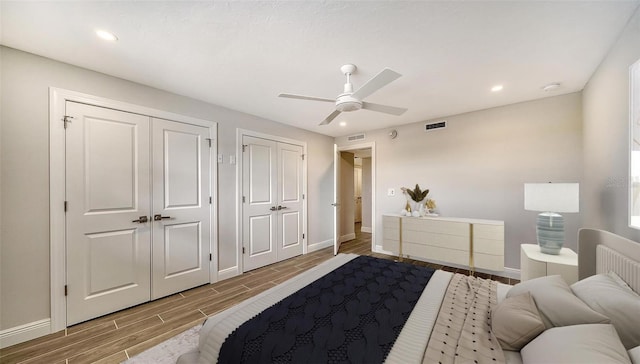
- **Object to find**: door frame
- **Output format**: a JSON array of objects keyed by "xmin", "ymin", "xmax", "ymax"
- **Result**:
[
  {"xmin": 336, "ymin": 142, "xmax": 376, "ymax": 253},
  {"xmin": 49, "ymin": 88, "xmax": 218, "ymax": 332},
  {"xmin": 236, "ymin": 129, "xmax": 307, "ymax": 275}
]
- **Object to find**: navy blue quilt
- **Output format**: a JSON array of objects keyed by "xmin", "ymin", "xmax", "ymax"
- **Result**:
[{"xmin": 218, "ymin": 255, "xmax": 435, "ymax": 363}]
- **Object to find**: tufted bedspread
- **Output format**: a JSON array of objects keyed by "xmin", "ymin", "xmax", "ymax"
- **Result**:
[{"xmin": 217, "ymin": 255, "xmax": 435, "ymax": 363}]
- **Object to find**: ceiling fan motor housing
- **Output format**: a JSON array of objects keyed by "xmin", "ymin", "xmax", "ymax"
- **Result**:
[{"xmin": 336, "ymin": 94, "xmax": 362, "ymax": 112}]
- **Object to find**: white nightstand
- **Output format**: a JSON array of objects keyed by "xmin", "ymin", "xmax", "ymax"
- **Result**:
[{"xmin": 520, "ymin": 244, "xmax": 578, "ymax": 284}]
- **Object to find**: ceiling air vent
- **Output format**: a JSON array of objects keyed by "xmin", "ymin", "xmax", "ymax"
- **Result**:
[
  {"xmin": 347, "ymin": 133, "xmax": 366, "ymax": 141},
  {"xmin": 425, "ymin": 121, "xmax": 447, "ymax": 132}
]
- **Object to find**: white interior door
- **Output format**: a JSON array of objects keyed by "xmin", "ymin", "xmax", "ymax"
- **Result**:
[
  {"xmin": 151, "ymin": 118, "xmax": 211, "ymax": 299},
  {"xmin": 66, "ymin": 102, "xmax": 151, "ymax": 325},
  {"xmin": 276, "ymin": 142, "xmax": 304, "ymax": 261},
  {"xmin": 242, "ymin": 136, "xmax": 278, "ymax": 271},
  {"xmin": 333, "ymin": 144, "xmax": 342, "ymax": 255}
]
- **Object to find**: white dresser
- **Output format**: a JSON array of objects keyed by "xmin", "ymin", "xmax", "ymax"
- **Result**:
[{"xmin": 382, "ymin": 214, "xmax": 504, "ymax": 271}]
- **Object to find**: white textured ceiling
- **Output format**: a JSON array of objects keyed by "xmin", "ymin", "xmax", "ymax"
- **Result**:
[{"xmin": 1, "ymin": 1, "xmax": 638, "ymax": 137}]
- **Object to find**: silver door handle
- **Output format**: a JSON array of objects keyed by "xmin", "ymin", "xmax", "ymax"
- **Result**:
[
  {"xmin": 132, "ymin": 216, "xmax": 149, "ymax": 223},
  {"xmin": 153, "ymin": 214, "xmax": 171, "ymax": 221}
]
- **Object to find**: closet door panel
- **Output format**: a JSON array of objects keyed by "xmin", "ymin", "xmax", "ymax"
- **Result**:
[
  {"xmin": 276, "ymin": 142, "xmax": 304, "ymax": 261},
  {"xmin": 65, "ymin": 102, "xmax": 151, "ymax": 325},
  {"xmin": 242, "ymin": 136, "xmax": 278, "ymax": 271},
  {"xmin": 151, "ymin": 118, "xmax": 210, "ymax": 299}
]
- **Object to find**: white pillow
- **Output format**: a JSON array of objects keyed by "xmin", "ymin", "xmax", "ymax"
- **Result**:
[
  {"xmin": 507, "ymin": 275, "xmax": 610, "ymax": 328},
  {"xmin": 521, "ymin": 324, "xmax": 631, "ymax": 364},
  {"xmin": 491, "ymin": 292, "xmax": 545, "ymax": 351},
  {"xmin": 571, "ymin": 273, "xmax": 640, "ymax": 349},
  {"xmin": 629, "ymin": 346, "xmax": 640, "ymax": 364}
]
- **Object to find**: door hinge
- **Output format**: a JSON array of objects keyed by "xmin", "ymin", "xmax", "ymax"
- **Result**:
[
  {"xmin": 302, "ymin": 233, "xmax": 305, "ymax": 239},
  {"xmin": 242, "ymin": 247, "xmax": 245, "ymax": 254},
  {"xmin": 63, "ymin": 115, "xmax": 74, "ymax": 129},
  {"xmin": 209, "ymin": 196, "xmax": 212, "ymax": 204},
  {"xmin": 301, "ymin": 154, "xmax": 305, "ymax": 160},
  {"xmin": 242, "ymin": 144, "xmax": 247, "ymax": 152},
  {"xmin": 64, "ymin": 201, "xmax": 68, "ymax": 212},
  {"xmin": 64, "ymin": 285, "xmax": 68, "ymax": 296},
  {"xmin": 206, "ymin": 138, "xmax": 212, "ymax": 148},
  {"xmin": 242, "ymin": 196, "xmax": 245, "ymax": 203},
  {"xmin": 302, "ymin": 194, "xmax": 305, "ymax": 200},
  {"xmin": 209, "ymin": 253, "xmax": 212, "ymax": 261}
]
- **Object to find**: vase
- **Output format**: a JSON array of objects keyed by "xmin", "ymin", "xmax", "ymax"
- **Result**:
[{"xmin": 409, "ymin": 200, "xmax": 423, "ymax": 215}]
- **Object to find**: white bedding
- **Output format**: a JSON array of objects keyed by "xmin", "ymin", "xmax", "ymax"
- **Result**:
[{"xmin": 177, "ymin": 254, "xmax": 513, "ymax": 364}]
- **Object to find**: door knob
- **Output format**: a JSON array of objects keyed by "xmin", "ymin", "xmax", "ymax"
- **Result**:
[
  {"xmin": 270, "ymin": 206, "xmax": 278, "ymax": 211},
  {"xmin": 132, "ymin": 216, "xmax": 149, "ymax": 223},
  {"xmin": 153, "ymin": 214, "xmax": 171, "ymax": 221},
  {"xmin": 277, "ymin": 206, "xmax": 288, "ymax": 210}
]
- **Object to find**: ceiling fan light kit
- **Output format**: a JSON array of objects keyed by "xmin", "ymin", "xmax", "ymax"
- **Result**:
[{"xmin": 279, "ymin": 63, "xmax": 408, "ymax": 125}]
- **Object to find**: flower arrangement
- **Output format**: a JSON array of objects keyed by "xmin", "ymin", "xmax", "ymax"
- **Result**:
[
  {"xmin": 401, "ymin": 184, "xmax": 437, "ymax": 216},
  {"xmin": 403, "ymin": 184, "xmax": 429, "ymax": 203}
]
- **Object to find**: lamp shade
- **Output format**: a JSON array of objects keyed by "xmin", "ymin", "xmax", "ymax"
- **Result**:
[{"xmin": 524, "ymin": 183, "xmax": 579, "ymax": 213}]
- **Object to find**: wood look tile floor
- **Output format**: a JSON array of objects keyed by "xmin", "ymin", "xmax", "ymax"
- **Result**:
[{"xmin": 0, "ymin": 226, "xmax": 519, "ymax": 364}]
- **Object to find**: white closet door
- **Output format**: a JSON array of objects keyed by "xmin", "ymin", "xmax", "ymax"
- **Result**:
[
  {"xmin": 65, "ymin": 102, "xmax": 151, "ymax": 325},
  {"xmin": 151, "ymin": 118, "xmax": 211, "ymax": 299},
  {"xmin": 242, "ymin": 136, "xmax": 278, "ymax": 271},
  {"xmin": 276, "ymin": 142, "xmax": 304, "ymax": 261}
]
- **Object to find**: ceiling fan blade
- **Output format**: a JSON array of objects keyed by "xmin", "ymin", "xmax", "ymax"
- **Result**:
[
  {"xmin": 319, "ymin": 110, "xmax": 341, "ymax": 125},
  {"xmin": 278, "ymin": 93, "xmax": 335, "ymax": 103},
  {"xmin": 361, "ymin": 102, "xmax": 408, "ymax": 116},
  {"xmin": 351, "ymin": 68, "xmax": 402, "ymax": 100}
]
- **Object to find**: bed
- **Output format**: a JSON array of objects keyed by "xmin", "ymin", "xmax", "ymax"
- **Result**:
[{"xmin": 177, "ymin": 228, "xmax": 640, "ymax": 363}]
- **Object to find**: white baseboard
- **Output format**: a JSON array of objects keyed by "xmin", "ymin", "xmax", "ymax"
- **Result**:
[
  {"xmin": 307, "ymin": 239, "xmax": 333, "ymax": 253},
  {"xmin": 0, "ymin": 318, "xmax": 51, "ymax": 349},
  {"xmin": 340, "ymin": 233, "xmax": 356, "ymax": 243},
  {"xmin": 217, "ymin": 266, "xmax": 240, "ymax": 281},
  {"xmin": 360, "ymin": 226, "xmax": 372, "ymax": 233}
]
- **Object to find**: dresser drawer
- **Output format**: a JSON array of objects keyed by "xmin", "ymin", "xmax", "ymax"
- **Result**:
[
  {"xmin": 403, "ymin": 218, "xmax": 469, "ymax": 236},
  {"xmin": 473, "ymin": 224, "xmax": 504, "ymax": 240},
  {"xmin": 403, "ymin": 230, "xmax": 469, "ymax": 251},
  {"xmin": 404, "ymin": 242, "xmax": 469, "ymax": 266}
]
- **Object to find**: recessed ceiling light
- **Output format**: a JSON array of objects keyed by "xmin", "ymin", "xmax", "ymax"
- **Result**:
[
  {"xmin": 542, "ymin": 83, "xmax": 561, "ymax": 92},
  {"xmin": 96, "ymin": 29, "xmax": 118, "ymax": 42},
  {"xmin": 491, "ymin": 85, "xmax": 504, "ymax": 92},
  {"xmin": 339, "ymin": 121, "xmax": 347, "ymax": 127}
]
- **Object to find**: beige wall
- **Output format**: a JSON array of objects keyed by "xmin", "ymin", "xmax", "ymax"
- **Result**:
[
  {"xmin": 339, "ymin": 152, "xmax": 355, "ymax": 240},
  {"xmin": 582, "ymin": 7, "xmax": 640, "ymax": 241},
  {"xmin": 362, "ymin": 157, "xmax": 372, "ymax": 230},
  {"xmin": 336, "ymin": 93, "xmax": 584, "ymax": 270},
  {"xmin": 0, "ymin": 46, "xmax": 334, "ymax": 330}
]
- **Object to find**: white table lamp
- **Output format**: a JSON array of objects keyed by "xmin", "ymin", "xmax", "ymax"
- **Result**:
[{"xmin": 524, "ymin": 183, "xmax": 579, "ymax": 255}]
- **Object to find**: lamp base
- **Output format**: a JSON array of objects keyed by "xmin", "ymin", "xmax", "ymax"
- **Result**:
[{"xmin": 536, "ymin": 212, "xmax": 564, "ymax": 255}]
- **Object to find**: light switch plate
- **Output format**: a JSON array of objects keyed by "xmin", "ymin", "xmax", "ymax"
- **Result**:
[
  {"xmin": 388, "ymin": 188, "xmax": 395, "ymax": 196},
  {"xmin": 229, "ymin": 155, "xmax": 236, "ymax": 164}
]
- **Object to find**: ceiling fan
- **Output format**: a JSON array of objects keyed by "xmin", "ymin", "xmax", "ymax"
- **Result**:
[{"xmin": 279, "ymin": 64, "xmax": 408, "ymax": 126}]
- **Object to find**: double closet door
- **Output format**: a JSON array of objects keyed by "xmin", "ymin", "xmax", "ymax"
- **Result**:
[
  {"xmin": 242, "ymin": 136, "xmax": 304, "ymax": 271},
  {"xmin": 65, "ymin": 102, "xmax": 211, "ymax": 325}
]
